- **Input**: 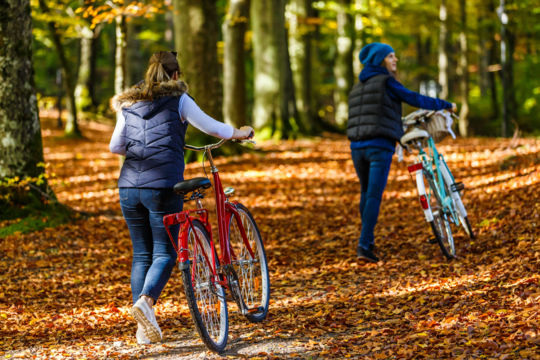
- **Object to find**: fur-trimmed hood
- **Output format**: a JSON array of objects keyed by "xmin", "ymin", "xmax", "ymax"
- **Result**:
[{"xmin": 110, "ymin": 80, "xmax": 188, "ymax": 113}]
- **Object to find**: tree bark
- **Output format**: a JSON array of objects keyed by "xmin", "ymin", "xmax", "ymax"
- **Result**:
[
  {"xmin": 505, "ymin": 27, "xmax": 517, "ymax": 125},
  {"xmin": 89, "ymin": 26, "xmax": 102, "ymax": 109},
  {"xmin": 487, "ymin": 0, "xmax": 499, "ymax": 119},
  {"xmin": 281, "ymin": 24, "xmax": 301, "ymax": 138},
  {"xmin": 115, "ymin": 15, "xmax": 128, "ymax": 97},
  {"xmin": 353, "ymin": 0, "xmax": 365, "ymax": 78},
  {"xmin": 287, "ymin": 0, "xmax": 313, "ymax": 133},
  {"xmin": 438, "ymin": 0, "xmax": 449, "ymax": 100},
  {"xmin": 250, "ymin": 0, "xmax": 287, "ymax": 134},
  {"xmin": 458, "ymin": 0, "xmax": 469, "ymax": 137},
  {"xmin": 38, "ymin": 0, "xmax": 81, "ymax": 137},
  {"xmin": 333, "ymin": 0, "xmax": 354, "ymax": 127},
  {"xmin": 0, "ymin": 0, "xmax": 46, "ymax": 181},
  {"xmin": 74, "ymin": 26, "xmax": 94, "ymax": 112},
  {"xmin": 223, "ymin": 0, "xmax": 250, "ymax": 128},
  {"xmin": 173, "ymin": 0, "xmax": 222, "ymax": 120}
]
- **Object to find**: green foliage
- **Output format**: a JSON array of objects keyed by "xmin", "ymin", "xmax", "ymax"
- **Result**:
[
  {"xmin": 0, "ymin": 192, "xmax": 76, "ymax": 238},
  {"xmin": 0, "ymin": 163, "xmax": 75, "ymax": 238},
  {"xmin": 30, "ymin": 0, "xmax": 540, "ymax": 136}
]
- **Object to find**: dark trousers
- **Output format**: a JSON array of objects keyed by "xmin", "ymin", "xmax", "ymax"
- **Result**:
[
  {"xmin": 351, "ymin": 148, "xmax": 393, "ymax": 250},
  {"xmin": 119, "ymin": 188, "xmax": 183, "ymax": 304}
]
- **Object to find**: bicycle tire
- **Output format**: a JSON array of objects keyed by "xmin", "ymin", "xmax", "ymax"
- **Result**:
[
  {"xmin": 182, "ymin": 219, "xmax": 229, "ymax": 353},
  {"xmin": 228, "ymin": 203, "xmax": 270, "ymax": 323},
  {"xmin": 424, "ymin": 170, "xmax": 455, "ymax": 259}
]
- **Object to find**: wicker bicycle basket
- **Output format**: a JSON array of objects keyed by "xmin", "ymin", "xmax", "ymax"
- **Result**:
[{"xmin": 425, "ymin": 113, "xmax": 450, "ymax": 144}]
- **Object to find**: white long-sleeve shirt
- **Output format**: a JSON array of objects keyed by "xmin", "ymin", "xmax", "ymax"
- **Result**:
[{"xmin": 109, "ymin": 93, "xmax": 234, "ymax": 156}]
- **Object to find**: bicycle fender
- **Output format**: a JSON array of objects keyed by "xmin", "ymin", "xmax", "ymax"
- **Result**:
[
  {"xmin": 414, "ymin": 169, "xmax": 434, "ymax": 222},
  {"xmin": 178, "ymin": 260, "xmax": 190, "ymax": 270}
]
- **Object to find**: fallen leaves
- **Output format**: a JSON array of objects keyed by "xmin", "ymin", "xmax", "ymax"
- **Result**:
[{"xmin": 1, "ymin": 118, "xmax": 540, "ymax": 359}]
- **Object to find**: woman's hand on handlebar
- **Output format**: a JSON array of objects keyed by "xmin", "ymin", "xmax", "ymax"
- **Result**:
[
  {"xmin": 232, "ymin": 126, "xmax": 255, "ymax": 140},
  {"xmin": 450, "ymin": 103, "xmax": 458, "ymax": 113}
]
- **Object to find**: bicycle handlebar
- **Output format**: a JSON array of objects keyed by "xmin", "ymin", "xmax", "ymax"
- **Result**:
[{"xmin": 184, "ymin": 138, "xmax": 256, "ymax": 152}]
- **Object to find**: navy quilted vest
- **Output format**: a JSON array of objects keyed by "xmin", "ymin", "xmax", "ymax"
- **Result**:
[
  {"xmin": 347, "ymin": 74, "xmax": 403, "ymax": 142},
  {"xmin": 118, "ymin": 96, "xmax": 188, "ymax": 188}
]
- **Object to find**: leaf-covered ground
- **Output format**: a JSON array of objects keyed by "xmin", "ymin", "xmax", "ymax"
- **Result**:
[{"xmin": 1, "ymin": 118, "xmax": 540, "ymax": 359}]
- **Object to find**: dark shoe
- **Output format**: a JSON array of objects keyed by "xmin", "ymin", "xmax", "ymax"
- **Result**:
[{"xmin": 357, "ymin": 246, "xmax": 379, "ymax": 263}]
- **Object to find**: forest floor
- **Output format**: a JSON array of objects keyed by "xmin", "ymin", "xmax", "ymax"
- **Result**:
[{"xmin": 1, "ymin": 117, "xmax": 540, "ymax": 359}]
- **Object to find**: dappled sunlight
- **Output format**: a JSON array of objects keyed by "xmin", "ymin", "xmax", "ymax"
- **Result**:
[{"xmin": 2, "ymin": 119, "xmax": 540, "ymax": 359}]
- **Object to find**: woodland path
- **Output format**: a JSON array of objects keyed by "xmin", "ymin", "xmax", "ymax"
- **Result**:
[{"xmin": 1, "ymin": 118, "xmax": 540, "ymax": 359}]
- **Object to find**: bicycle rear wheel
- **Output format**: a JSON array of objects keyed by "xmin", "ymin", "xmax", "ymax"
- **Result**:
[
  {"xmin": 424, "ymin": 170, "xmax": 455, "ymax": 259},
  {"xmin": 182, "ymin": 219, "xmax": 229, "ymax": 353},
  {"xmin": 228, "ymin": 203, "xmax": 270, "ymax": 323}
]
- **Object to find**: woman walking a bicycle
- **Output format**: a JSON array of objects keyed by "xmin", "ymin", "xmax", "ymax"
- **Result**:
[
  {"xmin": 348, "ymin": 42, "xmax": 457, "ymax": 263},
  {"xmin": 109, "ymin": 51, "xmax": 254, "ymax": 344}
]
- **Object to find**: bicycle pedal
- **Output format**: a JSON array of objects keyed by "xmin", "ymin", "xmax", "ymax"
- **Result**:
[
  {"xmin": 428, "ymin": 236, "xmax": 438, "ymax": 244},
  {"xmin": 451, "ymin": 182, "xmax": 465, "ymax": 192}
]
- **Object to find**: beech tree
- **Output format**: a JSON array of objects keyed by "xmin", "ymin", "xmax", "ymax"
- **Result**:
[
  {"xmin": 0, "ymin": 0, "xmax": 46, "ymax": 182},
  {"xmin": 223, "ymin": 0, "xmax": 250, "ymax": 128}
]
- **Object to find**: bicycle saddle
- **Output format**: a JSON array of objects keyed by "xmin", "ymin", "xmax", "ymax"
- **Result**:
[
  {"xmin": 401, "ymin": 128, "xmax": 429, "ymax": 145},
  {"xmin": 173, "ymin": 177, "xmax": 211, "ymax": 195}
]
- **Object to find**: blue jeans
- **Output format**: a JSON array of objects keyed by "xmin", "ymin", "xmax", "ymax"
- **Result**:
[
  {"xmin": 119, "ymin": 188, "xmax": 183, "ymax": 304},
  {"xmin": 351, "ymin": 148, "xmax": 393, "ymax": 251}
]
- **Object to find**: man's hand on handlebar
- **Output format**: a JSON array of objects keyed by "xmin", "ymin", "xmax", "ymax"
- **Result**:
[
  {"xmin": 232, "ymin": 126, "xmax": 255, "ymax": 140},
  {"xmin": 450, "ymin": 103, "xmax": 458, "ymax": 113}
]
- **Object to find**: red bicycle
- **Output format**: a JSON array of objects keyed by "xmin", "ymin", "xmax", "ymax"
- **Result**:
[{"xmin": 163, "ymin": 138, "xmax": 270, "ymax": 353}]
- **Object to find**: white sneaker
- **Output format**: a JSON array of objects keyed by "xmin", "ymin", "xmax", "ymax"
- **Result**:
[
  {"xmin": 130, "ymin": 299, "xmax": 162, "ymax": 343},
  {"xmin": 136, "ymin": 325, "xmax": 151, "ymax": 345}
]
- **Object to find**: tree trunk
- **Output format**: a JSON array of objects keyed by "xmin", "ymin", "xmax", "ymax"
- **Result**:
[
  {"xmin": 333, "ymin": 0, "xmax": 354, "ymax": 127},
  {"xmin": 288, "ymin": 0, "xmax": 313, "ymax": 133},
  {"xmin": 438, "ymin": 0, "xmax": 449, "ymax": 100},
  {"xmin": 0, "ymin": 0, "xmax": 46, "ymax": 182},
  {"xmin": 127, "ymin": 20, "xmax": 144, "ymax": 87},
  {"xmin": 88, "ymin": 26, "xmax": 102, "ymax": 109},
  {"xmin": 487, "ymin": 0, "xmax": 499, "ymax": 119},
  {"xmin": 38, "ymin": 0, "xmax": 80, "ymax": 138},
  {"xmin": 477, "ymin": 8, "xmax": 489, "ymax": 97},
  {"xmin": 281, "ymin": 24, "xmax": 301, "ymax": 138},
  {"xmin": 458, "ymin": 0, "xmax": 469, "ymax": 137},
  {"xmin": 250, "ymin": 0, "xmax": 286, "ymax": 134},
  {"xmin": 353, "ymin": 0, "xmax": 365, "ymax": 78},
  {"xmin": 506, "ymin": 27, "xmax": 517, "ymax": 125},
  {"xmin": 74, "ymin": 26, "xmax": 94, "ymax": 112},
  {"xmin": 56, "ymin": 69, "xmax": 63, "ymax": 128},
  {"xmin": 173, "ymin": 0, "xmax": 222, "ymax": 120},
  {"xmin": 223, "ymin": 0, "xmax": 250, "ymax": 128},
  {"xmin": 115, "ymin": 15, "xmax": 128, "ymax": 97}
]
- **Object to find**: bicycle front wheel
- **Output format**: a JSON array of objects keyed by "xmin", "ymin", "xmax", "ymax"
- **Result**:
[
  {"xmin": 182, "ymin": 219, "xmax": 229, "ymax": 353},
  {"xmin": 424, "ymin": 170, "xmax": 455, "ymax": 259},
  {"xmin": 228, "ymin": 203, "xmax": 270, "ymax": 323}
]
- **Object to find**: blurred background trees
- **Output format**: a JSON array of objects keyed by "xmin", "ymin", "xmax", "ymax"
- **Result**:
[{"xmin": 30, "ymin": 0, "xmax": 540, "ymax": 139}]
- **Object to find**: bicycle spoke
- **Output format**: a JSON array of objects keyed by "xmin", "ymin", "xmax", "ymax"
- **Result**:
[{"xmin": 188, "ymin": 227, "xmax": 224, "ymax": 344}]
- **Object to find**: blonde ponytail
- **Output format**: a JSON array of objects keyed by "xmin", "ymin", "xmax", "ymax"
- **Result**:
[{"xmin": 142, "ymin": 51, "xmax": 181, "ymax": 100}]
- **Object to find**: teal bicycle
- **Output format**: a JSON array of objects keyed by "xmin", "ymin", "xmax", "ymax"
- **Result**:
[{"xmin": 401, "ymin": 109, "xmax": 474, "ymax": 259}]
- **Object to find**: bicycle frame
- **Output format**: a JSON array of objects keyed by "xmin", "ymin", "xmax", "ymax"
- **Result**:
[
  {"xmin": 163, "ymin": 140, "xmax": 256, "ymax": 292},
  {"xmin": 408, "ymin": 135, "xmax": 461, "ymax": 226}
]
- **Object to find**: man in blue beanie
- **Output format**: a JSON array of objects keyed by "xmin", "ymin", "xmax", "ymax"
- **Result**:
[{"xmin": 348, "ymin": 42, "xmax": 456, "ymax": 263}]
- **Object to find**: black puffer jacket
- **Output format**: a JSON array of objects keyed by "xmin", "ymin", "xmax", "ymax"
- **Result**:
[{"xmin": 347, "ymin": 74, "xmax": 403, "ymax": 142}]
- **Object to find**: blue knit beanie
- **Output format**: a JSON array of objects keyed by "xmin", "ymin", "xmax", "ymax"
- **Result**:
[{"xmin": 359, "ymin": 42, "xmax": 395, "ymax": 65}]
